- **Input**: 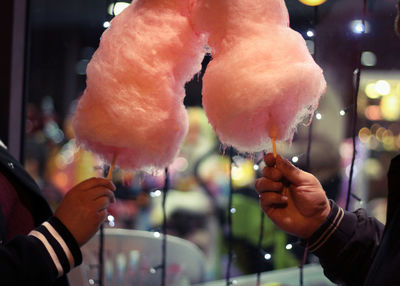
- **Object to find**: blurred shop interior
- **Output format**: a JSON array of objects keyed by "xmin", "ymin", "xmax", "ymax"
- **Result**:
[{"xmin": 1, "ymin": 0, "xmax": 400, "ymax": 285}]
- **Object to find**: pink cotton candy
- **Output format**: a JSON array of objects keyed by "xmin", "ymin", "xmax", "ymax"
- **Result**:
[
  {"xmin": 73, "ymin": 0, "xmax": 206, "ymax": 170},
  {"xmin": 191, "ymin": 0, "xmax": 326, "ymax": 152}
]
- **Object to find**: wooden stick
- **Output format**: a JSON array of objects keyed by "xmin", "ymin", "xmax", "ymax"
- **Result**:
[
  {"xmin": 106, "ymin": 153, "xmax": 117, "ymax": 180},
  {"xmin": 271, "ymin": 138, "xmax": 288, "ymax": 196},
  {"xmin": 272, "ymin": 138, "xmax": 277, "ymax": 158}
]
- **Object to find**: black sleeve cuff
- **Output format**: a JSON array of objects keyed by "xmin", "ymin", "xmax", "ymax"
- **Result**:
[
  {"xmin": 48, "ymin": 216, "xmax": 82, "ymax": 267},
  {"xmin": 305, "ymin": 200, "xmax": 357, "ymax": 256},
  {"xmin": 28, "ymin": 216, "xmax": 82, "ymax": 277}
]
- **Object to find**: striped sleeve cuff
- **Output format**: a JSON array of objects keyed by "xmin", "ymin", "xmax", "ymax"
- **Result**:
[
  {"xmin": 306, "ymin": 200, "xmax": 357, "ymax": 256},
  {"xmin": 28, "ymin": 216, "xmax": 82, "ymax": 277}
]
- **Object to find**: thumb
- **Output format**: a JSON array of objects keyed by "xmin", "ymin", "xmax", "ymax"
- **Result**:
[{"xmin": 275, "ymin": 155, "xmax": 307, "ymax": 185}]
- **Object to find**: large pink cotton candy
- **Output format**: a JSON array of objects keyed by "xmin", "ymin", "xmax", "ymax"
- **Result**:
[
  {"xmin": 191, "ymin": 0, "xmax": 326, "ymax": 152},
  {"xmin": 73, "ymin": 0, "xmax": 206, "ymax": 170}
]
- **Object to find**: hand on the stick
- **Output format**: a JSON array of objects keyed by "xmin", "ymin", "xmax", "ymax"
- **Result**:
[
  {"xmin": 255, "ymin": 153, "xmax": 330, "ymax": 239},
  {"xmin": 55, "ymin": 177, "xmax": 116, "ymax": 246}
]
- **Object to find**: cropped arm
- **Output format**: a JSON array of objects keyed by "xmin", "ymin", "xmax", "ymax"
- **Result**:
[
  {"xmin": 305, "ymin": 200, "xmax": 384, "ymax": 286},
  {"xmin": 0, "ymin": 216, "xmax": 82, "ymax": 285}
]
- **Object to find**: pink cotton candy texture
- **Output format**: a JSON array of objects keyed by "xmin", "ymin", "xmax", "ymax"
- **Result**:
[
  {"xmin": 73, "ymin": 0, "xmax": 206, "ymax": 170},
  {"xmin": 191, "ymin": 0, "xmax": 326, "ymax": 152}
]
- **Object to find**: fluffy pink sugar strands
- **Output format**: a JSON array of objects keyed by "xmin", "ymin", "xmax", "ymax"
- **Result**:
[
  {"xmin": 72, "ymin": 0, "xmax": 206, "ymax": 170},
  {"xmin": 191, "ymin": 0, "xmax": 290, "ymax": 54},
  {"xmin": 194, "ymin": 0, "xmax": 326, "ymax": 153}
]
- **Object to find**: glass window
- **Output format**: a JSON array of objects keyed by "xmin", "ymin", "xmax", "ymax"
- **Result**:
[{"xmin": 23, "ymin": 0, "xmax": 400, "ymax": 284}]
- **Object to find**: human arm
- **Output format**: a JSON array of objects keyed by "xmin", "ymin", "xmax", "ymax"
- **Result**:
[
  {"xmin": 0, "ymin": 216, "xmax": 82, "ymax": 286},
  {"xmin": 255, "ymin": 153, "xmax": 384, "ymax": 285},
  {"xmin": 306, "ymin": 200, "xmax": 384, "ymax": 286},
  {"xmin": 0, "ymin": 177, "xmax": 115, "ymax": 285}
]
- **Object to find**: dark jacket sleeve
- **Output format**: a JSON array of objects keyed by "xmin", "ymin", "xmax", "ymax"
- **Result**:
[
  {"xmin": 0, "ymin": 216, "xmax": 82, "ymax": 286},
  {"xmin": 305, "ymin": 200, "xmax": 384, "ymax": 286}
]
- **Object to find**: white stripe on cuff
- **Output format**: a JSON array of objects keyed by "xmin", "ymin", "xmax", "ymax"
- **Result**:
[
  {"xmin": 308, "ymin": 207, "xmax": 342, "ymax": 250},
  {"xmin": 309, "ymin": 208, "xmax": 345, "ymax": 252},
  {"xmin": 43, "ymin": 221, "xmax": 75, "ymax": 268},
  {"xmin": 29, "ymin": 230, "xmax": 63, "ymax": 277}
]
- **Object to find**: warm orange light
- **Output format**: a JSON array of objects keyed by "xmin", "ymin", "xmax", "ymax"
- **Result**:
[
  {"xmin": 298, "ymin": 0, "xmax": 327, "ymax": 6},
  {"xmin": 53, "ymin": 172, "xmax": 68, "ymax": 189},
  {"xmin": 358, "ymin": 127, "xmax": 371, "ymax": 143},
  {"xmin": 365, "ymin": 105, "xmax": 382, "ymax": 121}
]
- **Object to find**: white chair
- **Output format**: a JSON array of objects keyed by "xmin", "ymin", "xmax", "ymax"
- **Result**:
[{"xmin": 68, "ymin": 228, "xmax": 206, "ymax": 286}]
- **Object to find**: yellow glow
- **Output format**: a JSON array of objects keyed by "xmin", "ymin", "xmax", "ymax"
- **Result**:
[
  {"xmin": 363, "ymin": 158, "xmax": 383, "ymax": 179},
  {"xmin": 380, "ymin": 94, "xmax": 400, "ymax": 121},
  {"xmin": 382, "ymin": 130, "xmax": 395, "ymax": 151},
  {"xmin": 383, "ymin": 141, "xmax": 396, "ymax": 151},
  {"xmin": 365, "ymin": 83, "xmax": 380, "ymax": 99},
  {"xmin": 231, "ymin": 160, "xmax": 255, "ymax": 188},
  {"xmin": 231, "ymin": 166, "xmax": 244, "ymax": 181},
  {"xmin": 382, "ymin": 129, "xmax": 394, "ymax": 138},
  {"xmin": 375, "ymin": 127, "xmax": 386, "ymax": 142},
  {"xmin": 358, "ymin": 127, "xmax": 371, "ymax": 143},
  {"xmin": 298, "ymin": 0, "xmax": 327, "ymax": 6},
  {"xmin": 375, "ymin": 80, "xmax": 391, "ymax": 96}
]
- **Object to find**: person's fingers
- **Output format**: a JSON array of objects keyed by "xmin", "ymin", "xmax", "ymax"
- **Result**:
[
  {"xmin": 262, "ymin": 166, "xmax": 283, "ymax": 181},
  {"xmin": 275, "ymin": 155, "xmax": 306, "ymax": 185},
  {"xmin": 73, "ymin": 177, "xmax": 116, "ymax": 192},
  {"xmin": 97, "ymin": 208, "xmax": 108, "ymax": 223},
  {"xmin": 255, "ymin": 177, "xmax": 283, "ymax": 193},
  {"xmin": 92, "ymin": 197, "xmax": 112, "ymax": 212},
  {"xmin": 84, "ymin": 187, "xmax": 116, "ymax": 203},
  {"xmin": 264, "ymin": 153, "xmax": 276, "ymax": 167},
  {"xmin": 259, "ymin": 192, "xmax": 288, "ymax": 207}
]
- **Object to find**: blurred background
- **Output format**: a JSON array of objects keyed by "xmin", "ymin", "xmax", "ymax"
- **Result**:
[{"xmin": 1, "ymin": 0, "xmax": 400, "ymax": 284}]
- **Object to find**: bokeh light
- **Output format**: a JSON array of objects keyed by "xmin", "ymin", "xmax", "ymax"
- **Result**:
[
  {"xmin": 361, "ymin": 51, "xmax": 377, "ymax": 67},
  {"xmin": 363, "ymin": 158, "xmax": 383, "ymax": 179},
  {"xmin": 365, "ymin": 105, "xmax": 382, "ymax": 121},
  {"xmin": 231, "ymin": 160, "xmax": 256, "ymax": 188},
  {"xmin": 306, "ymin": 30, "xmax": 314, "ymax": 37},
  {"xmin": 108, "ymin": 2, "xmax": 130, "ymax": 16},
  {"xmin": 297, "ymin": 0, "xmax": 327, "ymax": 6},
  {"xmin": 358, "ymin": 127, "xmax": 371, "ymax": 143},
  {"xmin": 365, "ymin": 83, "xmax": 380, "ymax": 99},
  {"xmin": 375, "ymin": 127, "xmax": 386, "ymax": 142},
  {"xmin": 380, "ymin": 94, "xmax": 400, "ymax": 121},
  {"xmin": 375, "ymin": 80, "xmax": 391, "ymax": 96},
  {"xmin": 350, "ymin": 20, "xmax": 370, "ymax": 34},
  {"xmin": 382, "ymin": 130, "xmax": 396, "ymax": 151}
]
